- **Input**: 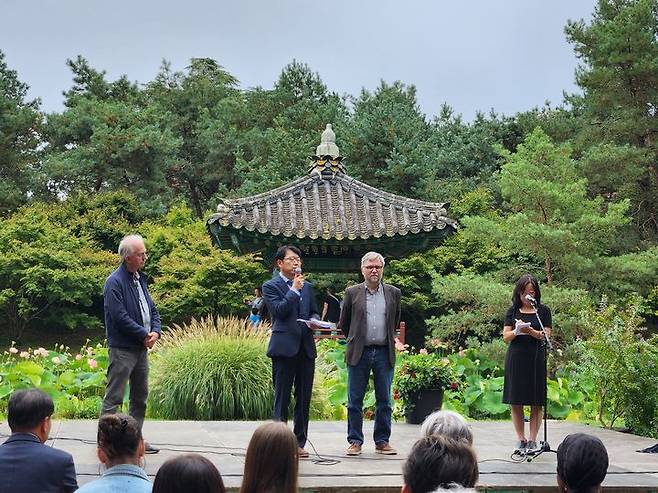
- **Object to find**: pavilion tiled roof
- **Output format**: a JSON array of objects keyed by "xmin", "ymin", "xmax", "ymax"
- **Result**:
[{"xmin": 207, "ymin": 171, "xmax": 457, "ymax": 241}]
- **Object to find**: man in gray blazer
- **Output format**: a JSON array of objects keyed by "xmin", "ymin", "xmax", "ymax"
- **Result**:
[{"xmin": 338, "ymin": 251, "xmax": 401, "ymax": 456}]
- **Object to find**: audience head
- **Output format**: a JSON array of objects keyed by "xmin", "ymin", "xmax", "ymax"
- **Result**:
[
  {"xmin": 97, "ymin": 413, "xmax": 144, "ymax": 468},
  {"xmin": 8, "ymin": 388, "xmax": 54, "ymax": 442},
  {"xmin": 240, "ymin": 421, "xmax": 298, "ymax": 493},
  {"xmin": 557, "ymin": 433, "xmax": 608, "ymax": 493},
  {"xmin": 153, "ymin": 453, "xmax": 225, "ymax": 493},
  {"xmin": 420, "ymin": 410, "xmax": 473, "ymax": 445},
  {"xmin": 402, "ymin": 435, "xmax": 478, "ymax": 493}
]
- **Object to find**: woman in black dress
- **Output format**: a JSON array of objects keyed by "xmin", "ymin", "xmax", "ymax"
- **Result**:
[{"xmin": 502, "ymin": 274, "xmax": 552, "ymax": 455}]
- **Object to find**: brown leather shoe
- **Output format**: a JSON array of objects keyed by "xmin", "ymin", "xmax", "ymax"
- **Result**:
[
  {"xmin": 298, "ymin": 447, "xmax": 309, "ymax": 458},
  {"xmin": 346, "ymin": 442, "xmax": 362, "ymax": 456},
  {"xmin": 375, "ymin": 442, "xmax": 397, "ymax": 455}
]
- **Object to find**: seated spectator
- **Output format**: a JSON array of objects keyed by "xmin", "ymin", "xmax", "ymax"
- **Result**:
[
  {"xmin": 402, "ymin": 435, "xmax": 478, "ymax": 493},
  {"xmin": 0, "ymin": 388, "xmax": 78, "ymax": 493},
  {"xmin": 420, "ymin": 410, "xmax": 473, "ymax": 445},
  {"xmin": 240, "ymin": 421, "xmax": 298, "ymax": 493},
  {"xmin": 557, "ymin": 433, "xmax": 609, "ymax": 493},
  {"xmin": 153, "ymin": 454, "xmax": 225, "ymax": 493},
  {"xmin": 77, "ymin": 413, "xmax": 151, "ymax": 492}
]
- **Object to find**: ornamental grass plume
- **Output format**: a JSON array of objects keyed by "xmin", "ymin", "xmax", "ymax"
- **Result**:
[{"xmin": 149, "ymin": 316, "xmax": 274, "ymax": 420}]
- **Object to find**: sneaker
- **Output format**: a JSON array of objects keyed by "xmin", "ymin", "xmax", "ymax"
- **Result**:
[
  {"xmin": 513, "ymin": 439, "xmax": 527, "ymax": 455},
  {"xmin": 298, "ymin": 447, "xmax": 309, "ymax": 458},
  {"xmin": 144, "ymin": 442, "xmax": 160, "ymax": 454},
  {"xmin": 526, "ymin": 440, "xmax": 540, "ymax": 455},
  {"xmin": 346, "ymin": 442, "xmax": 362, "ymax": 456},
  {"xmin": 375, "ymin": 442, "xmax": 397, "ymax": 455}
]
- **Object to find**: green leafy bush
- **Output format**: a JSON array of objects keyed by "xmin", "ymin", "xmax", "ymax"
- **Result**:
[
  {"xmin": 148, "ymin": 316, "xmax": 273, "ymax": 420},
  {"xmin": 0, "ymin": 341, "xmax": 108, "ymax": 419},
  {"xmin": 571, "ymin": 302, "xmax": 658, "ymax": 437},
  {"xmin": 394, "ymin": 351, "xmax": 455, "ymax": 414}
]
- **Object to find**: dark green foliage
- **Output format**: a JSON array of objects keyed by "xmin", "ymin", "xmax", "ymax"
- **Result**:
[{"xmin": 0, "ymin": 50, "xmax": 42, "ymax": 214}]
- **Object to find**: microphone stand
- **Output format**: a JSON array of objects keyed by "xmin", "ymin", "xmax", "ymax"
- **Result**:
[{"xmin": 526, "ymin": 300, "xmax": 556, "ymax": 461}]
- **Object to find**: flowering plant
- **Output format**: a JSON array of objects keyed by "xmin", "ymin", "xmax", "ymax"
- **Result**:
[{"xmin": 393, "ymin": 348, "xmax": 456, "ymax": 408}]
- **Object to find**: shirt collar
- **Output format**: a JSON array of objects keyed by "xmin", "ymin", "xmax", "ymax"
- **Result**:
[
  {"xmin": 364, "ymin": 282, "xmax": 383, "ymax": 294},
  {"xmin": 103, "ymin": 464, "xmax": 149, "ymax": 481}
]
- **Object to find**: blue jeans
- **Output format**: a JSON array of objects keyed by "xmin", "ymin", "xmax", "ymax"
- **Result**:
[{"xmin": 347, "ymin": 346, "xmax": 394, "ymax": 445}]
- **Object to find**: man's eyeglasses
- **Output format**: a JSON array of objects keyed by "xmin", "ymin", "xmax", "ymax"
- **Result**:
[
  {"xmin": 284, "ymin": 256, "xmax": 301, "ymax": 263},
  {"xmin": 364, "ymin": 265, "xmax": 382, "ymax": 271}
]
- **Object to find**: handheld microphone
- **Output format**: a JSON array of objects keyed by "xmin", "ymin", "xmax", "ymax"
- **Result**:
[
  {"xmin": 525, "ymin": 294, "xmax": 537, "ymax": 305},
  {"xmin": 293, "ymin": 267, "xmax": 302, "ymax": 275}
]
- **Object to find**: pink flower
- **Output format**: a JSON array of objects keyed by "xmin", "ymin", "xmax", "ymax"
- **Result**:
[
  {"xmin": 458, "ymin": 349, "xmax": 465, "ymax": 357},
  {"xmin": 75, "ymin": 354, "xmax": 82, "ymax": 361},
  {"xmin": 419, "ymin": 348, "xmax": 428, "ymax": 355},
  {"xmin": 9, "ymin": 347, "xmax": 18, "ymax": 354},
  {"xmin": 51, "ymin": 356, "xmax": 61, "ymax": 365},
  {"xmin": 88, "ymin": 359, "xmax": 98, "ymax": 369},
  {"xmin": 19, "ymin": 351, "xmax": 29, "ymax": 358},
  {"xmin": 394, "ymin": 337, "xmax": 408, "ymax": 352}
]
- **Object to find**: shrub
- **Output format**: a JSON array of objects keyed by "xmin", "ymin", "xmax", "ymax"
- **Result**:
[
  {"xmin": 570, "ymin": 301, "xmax": 658, "ymax": 436},
  {"xmin": 148, "ymin": 316, "xmax": 273, "ymax": 420}
]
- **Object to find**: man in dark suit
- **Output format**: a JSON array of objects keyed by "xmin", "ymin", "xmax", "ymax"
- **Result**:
[
  {"xmin": 262, "ymin": 245, "xmax": 320, "ymax": 458},
  {"xmin": 338, "ymin": 251, "xmax": 401, "ymax": 456},
  {"xmin": 0, "ymin": 388, "xmax": 78, "ymax": 493}
]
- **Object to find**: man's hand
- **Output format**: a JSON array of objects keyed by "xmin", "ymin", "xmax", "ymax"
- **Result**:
[
  {"xmin": 144, "ymin": 331, "xmax": 160, "ymax": 349},
  {"xmin": 292, "ymin": 273, "xmax": 305, "ymax": 291}
]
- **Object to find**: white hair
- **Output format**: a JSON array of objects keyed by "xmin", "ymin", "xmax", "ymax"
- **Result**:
[
  {"xmin": 360, "ymin": 251, "xmax": 385, "ymax": 268},
  {"xmin": 118, "ymin": 234, "xmax": 145, "ymax": 261},
  {"xmin": 420, "ymin": 410, "xmax": 473, "ymax": 445},
  {"xmin": 430, "ymin": 487, "xmax": 477, "ymax": 493}
]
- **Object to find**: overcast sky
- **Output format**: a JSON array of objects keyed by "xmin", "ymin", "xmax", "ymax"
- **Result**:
[{"xmin": 2, "ymin": 0, "xmax": 597, "ymax": 121}]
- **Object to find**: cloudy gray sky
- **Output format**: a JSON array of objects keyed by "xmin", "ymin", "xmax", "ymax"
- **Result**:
[{"xmin": 2, "ymin": 1, "xmax": 597, "ymax": 120}]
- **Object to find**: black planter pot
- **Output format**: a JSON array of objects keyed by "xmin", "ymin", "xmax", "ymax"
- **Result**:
[{"xmin": 405, "ymin": 388, "xmax": 444, "ymax": 425}]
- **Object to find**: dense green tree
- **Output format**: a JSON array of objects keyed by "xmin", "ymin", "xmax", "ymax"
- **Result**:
[
  {"xmin": 465, "ymin": 128, "xmax": 630, "ymax": 286},
  {"xmin": 230, "ymin": 61, "xmax": 348, "ymax": 197},
  {"xmin": 44, "ymin": 57, "xmax": 179, "ymax": 213},
  {"xmin": 0, "ymin": 50, "xmax": 42, "ymax": 213},
  {"xmin": 0, "ymin": 203, "xmax": 116, "ymax": 340},
  {"xmin": 565, "ymin": 0, "xmax": 658, "ymax": 240},
  {"xmin": 343, "ymin": 81, "xmax": 432, "ymax": 197}
]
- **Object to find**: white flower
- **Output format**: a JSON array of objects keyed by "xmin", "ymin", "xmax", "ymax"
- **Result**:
[
  {"xmin": 9, "ymin": 347, "xmax": 18, "ymax": 354},
  {"xmin": 19, "ymin": 351, "xmax": 30, "ymax": 358},
  {"xmin": 51, "ymin": 356, "xmax": 61, "ymax": 365}
]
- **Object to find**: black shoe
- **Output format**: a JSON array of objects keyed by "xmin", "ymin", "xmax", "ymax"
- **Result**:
[
  {"xmin": 144, "ymin": 442, "xmax": 160, "ymax": 454},
  {"xmin": 525, "ymin": 440, "xmax": 540, "ymax": 455}
]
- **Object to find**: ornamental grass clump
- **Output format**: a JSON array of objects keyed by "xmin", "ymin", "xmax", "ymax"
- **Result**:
[{"xmin": 148, "ymin": 316, "xmax": 273, "ymax": 420}]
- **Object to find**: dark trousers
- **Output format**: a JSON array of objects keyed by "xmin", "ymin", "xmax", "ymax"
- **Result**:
[
  {"xmin": 271, "ymin": 351, "xmax": 315, "ymax": 448},
  {"xmin": 347, "ymin": 346, "xmax": 394, "ymax": 445},
  {"xmin": 101, "ymin": 347, "xmax": 149, "ymax": 431}
]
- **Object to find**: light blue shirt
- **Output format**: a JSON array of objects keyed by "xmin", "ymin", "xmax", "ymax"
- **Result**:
[
  {"xmin": 133, "ymin": 272, "xmax": 151, "ymax": 331},
  {"xmin": 76, "ymin": 464, "xmax": 152, "ymax": 493}
]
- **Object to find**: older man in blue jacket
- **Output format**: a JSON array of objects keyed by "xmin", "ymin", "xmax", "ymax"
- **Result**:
[
  {"xmin": 0, "ymin": 389, "xmax": 78, "ymax": 493},
  {"xmin": 262, "ymin": 245, "xmax": 320, "ymax": 458},
  {"xmin": 101, "ymin": 234, "xmax": 161, "ymax": 454}
]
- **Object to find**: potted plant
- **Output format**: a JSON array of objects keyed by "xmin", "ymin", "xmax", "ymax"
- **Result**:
[{"xmin": 394, "ymin": 349, "xmax": 456, "ymax": 424}]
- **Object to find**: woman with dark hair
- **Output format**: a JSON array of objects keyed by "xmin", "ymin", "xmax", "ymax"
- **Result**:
[
  {"xmin": 557, "ymin": 433, "xmax": 608, "ymax": 493},
  {"xmin": 77, "ymin": 413, "xmax": 151, "ymax": 492},
  {"xmin": 502, "ymin": 274, "xmax": 552, "ymax": 456},
  {"xmin": 153, "ymin": 454, "xmax": 225, "ymax": 493},
  {"xmin": 240, "ymin": 421, "xmax": 298, "ymax": 493},
  {"xmin": 402, "ymin": 435, "xmax": 478, "ymax": 493}
]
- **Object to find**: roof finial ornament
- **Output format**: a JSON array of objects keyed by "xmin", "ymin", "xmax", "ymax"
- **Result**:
[{"xmin": 309, "ymin": 123, "xmax": 346, "ymax": 178}]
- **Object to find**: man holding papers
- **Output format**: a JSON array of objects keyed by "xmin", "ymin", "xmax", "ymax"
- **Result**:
[{"xmin": 262, "ymin": 245, "xmax": 320, "ymax": 458}]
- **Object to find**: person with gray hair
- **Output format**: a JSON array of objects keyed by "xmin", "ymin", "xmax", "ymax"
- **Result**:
[
  {"xmin": 101, "ymin": 234, "xmax": 161, "ymax": 454},
  {"xmin": 338, "ymin": 251, "xmax": 401, "ymax": 456},
  {"xmin": 420, "ymin": 410, "xmax": 473, "ymax": 445}
]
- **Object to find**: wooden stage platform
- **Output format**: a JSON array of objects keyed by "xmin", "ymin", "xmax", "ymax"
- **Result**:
[{"xmin": 2, "ymin": 419, "xmax": 657, "ymax": 492}]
